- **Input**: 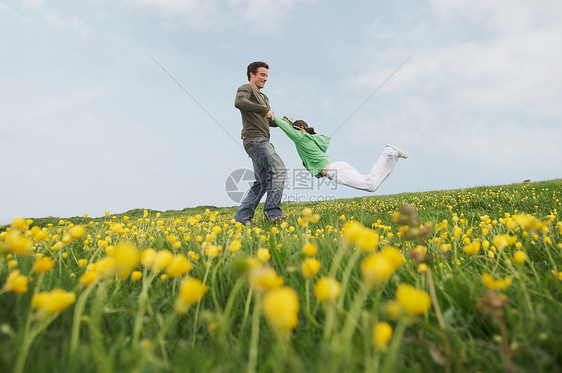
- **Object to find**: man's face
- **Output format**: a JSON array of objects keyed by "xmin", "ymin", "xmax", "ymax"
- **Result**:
[{"xmin": 249, "ymin": 67, "xmax": 268, "ymax": 89}]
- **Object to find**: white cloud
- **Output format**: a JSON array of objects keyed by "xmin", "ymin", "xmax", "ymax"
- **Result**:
[
  {"xmin": 354, "ymin": 0, "xmax": 562, "ymax": 119},
  {"xmin": 18, "ymin": 0, "xmax": 91, "ymax": 38},
  {"xmin": 122, "ymin": 0, "xmax": 223, "ymax": 29},
  {"xmin": 120, "ymin": 0, "xmax": 317, "ymax": 31},
  {"xmin": 227, "ymin": 0, "xmax": 317, "ymax": 30}
]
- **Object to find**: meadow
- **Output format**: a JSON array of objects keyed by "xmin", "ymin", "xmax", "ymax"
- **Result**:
[{"xmin": 1, "ymin": 179, "xmax": 561, "ymax": 372}]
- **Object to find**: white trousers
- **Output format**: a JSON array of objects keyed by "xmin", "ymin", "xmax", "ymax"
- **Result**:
[{"xmin": 324, "ymin": 147, "xmax": 398, "ymax": 192}]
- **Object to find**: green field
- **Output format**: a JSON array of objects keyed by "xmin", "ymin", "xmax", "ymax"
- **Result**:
[{"xmin": 1, "ymin": 179, "xmax": 561, "ymax": 372}]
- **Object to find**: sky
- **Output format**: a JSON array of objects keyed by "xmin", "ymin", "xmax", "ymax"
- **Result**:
[{"xmin": 1, "ymin": 0, "xmax": 561, "ymax": 225}]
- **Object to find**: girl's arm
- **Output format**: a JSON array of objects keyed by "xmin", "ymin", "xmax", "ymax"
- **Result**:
[{"xmin": 273, "ymin": 116, "xmax": 304, "ymax": 143}]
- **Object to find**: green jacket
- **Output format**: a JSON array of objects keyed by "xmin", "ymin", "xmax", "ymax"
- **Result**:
[
  {"xmin": 235, "ymin": 84, "xmax": 276, "ymax": 140},
  {"xmin": 274, "ymin": 116, "xmax": 335, "ymax": 177}
]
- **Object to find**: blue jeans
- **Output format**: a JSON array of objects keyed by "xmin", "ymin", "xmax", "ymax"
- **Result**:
[{"xmin": 234, "ymin": 137, "xmax": 286, "ymax": 223}]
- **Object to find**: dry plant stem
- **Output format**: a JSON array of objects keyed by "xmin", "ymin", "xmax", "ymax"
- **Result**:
[{"xmin": 496, "ymin": 313, "xmax": 516, "ymax": 373}]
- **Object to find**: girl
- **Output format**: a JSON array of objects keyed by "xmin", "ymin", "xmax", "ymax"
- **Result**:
[{"xmin": 274, "ymin": 116, "xmax": 407, "ymax": 192}]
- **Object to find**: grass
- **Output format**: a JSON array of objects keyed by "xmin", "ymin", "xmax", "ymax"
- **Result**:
[{"xmin": 1, "ymin": 179, "xmax": 561, "ymax": 372}]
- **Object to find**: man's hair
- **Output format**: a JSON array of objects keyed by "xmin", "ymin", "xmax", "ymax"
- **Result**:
[{"xmin": 247, "ymin": 61, "xmax": 269, "ymax": 81}]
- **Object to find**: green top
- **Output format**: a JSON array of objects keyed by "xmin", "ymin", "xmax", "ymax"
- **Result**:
[
  {"xmin": 274, "ymin": 116, "xmax": 336, "ymax": 177},
  {"xmin": 235, "ymin": 83, "xmax": 276, "ymax": 140}
]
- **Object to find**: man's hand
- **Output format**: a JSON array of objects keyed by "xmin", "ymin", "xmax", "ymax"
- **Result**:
[{"xmin": 264, "ymin": 109, "xmax": 274, "ymax": 121}]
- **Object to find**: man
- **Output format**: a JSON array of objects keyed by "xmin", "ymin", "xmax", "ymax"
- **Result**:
[{"xmin": 233, "ymin": 61, "xmax": 286, "ymax": 224}]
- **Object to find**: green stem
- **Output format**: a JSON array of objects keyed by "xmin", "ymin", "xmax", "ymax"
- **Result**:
[
  {"xmin": 70, "ymin": 284, "xmax": 96, "ymax": 356},
  {"xmin": 132, "ymin": 270, "xmax": 156, "ymax": 348},
  {"xmin": 337, "ymin": 250, "xmax": 360, "ymax": 309},
  {"xmin": 247, "ymin": 292, "xmax": 262, "ymax": 373},
  {"xmin": 380, "ymin": 320, "xmax": 409, "ymax": 372},
  {"xmin": 191, "ymin": 262, "xmax": 211, "ymax": 347}
]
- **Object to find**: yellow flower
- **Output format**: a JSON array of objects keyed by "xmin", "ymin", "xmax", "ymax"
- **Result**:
[
  {"xmin": 302, "ymin": 242, "xmax": 318, "ymax": 256},
  {"xmin": 492, "ymin": 234, "xmax": 516, "ymax": 250},
  {"xmin": 69, "ymin": 225, "xmax": 85, "ymax": 239},
  {"xmin": 313, "ymin": 277, "xmax": 341, "ymax": 302},
  {"xmin": 463, "ymin": 241, "xmax": 481, "ymax": 256},
  {"xmin": 113, "ymin": 242, "xmax": 140, "ymax": 278},
  {"xmin": 342, "ymin": 221, "xmax": 366, "ymax": 244},
  {"xmin": 262, "ymin": 287, "xmax": 300, "ymax": 333},
  {"xmin": 34, "ymin": 257, "xmax": 55, "ymax": 274},
  {"xmin": 434, "ymin": 219, "xmax": 448, "ymax": 232},
  {"xmin": 205, "ymin": 244, "xmax": 220, "ymax": 259},
  {"xmin": 381, "ymin": 247, "xmax": 405, "ymax": 270},
  {"xmin": 8, "ymin": 260, "xmax": 18, "ymax": 269},
  {"xmin": 513, "ymin": 251, "xmax": 528, "ymax": 264},
  {"xmin": 141, "ymin": 248, "xmax": 157, "ymax": 268},
  {"xmin": 302, "ymin": 258, "xmax": 321, "ymax": 279},
  {"xmin": 152, "ymin": 250, "xmax": 174, "ymax": 273},
  {"xmin": 32, "ymin": 289, "xmax": 76, "ymax": 315},
  {"xmin": 360, "ymin": 250, "xmax": 402, "ymax": 287},
  {"xmin": 385, "ymin": 300, "xmax": 403, "ymax": 320},
  {"xmin": 131, "ymin": 271, "xmax": 142, "ymax": 281},
  {"xmin": 395, "ymin": 283, "xmax": 431, "ymax": 315},
  {"xmin": 4, "ymin": 270, "xmax": 28, "ymax": 293},
  {"xmin": 356, "ymin": 229, "xmax": 379, "ymax": 252},
  {"xmin": 31, "ymin": 226, "xmax": 49, "ymax": 242},
  {"xmin": 257, "ymin": 248, "xmax": 271, "ymax": 262},
  {"xmin": 228, "ymin": 239, "xmax": 242, "ymax": 253},
  {"xmin": 373, "ymin": 322, "xmax": 393, "ymax": 351},
  {"xmin": 80, "ymin": 271, "xmax": 98, "ymax": 286},
  {"xmin": 5, "ymin": 230, "xmax": 33, "ymax": 256},
  {"xmin": 249, "ymin": 266, "xmax": 284, "ymax": 291},
  {"xmin": 178, "ymin": 278, "xmax": 208, "ymax": 306},
  {"xmin": 453, "ymin": 226, "xmax": 462, "ymax": 239},
  {"xmin": 166, "ymin": 254, "xmax": 193, "ymax": 278},
  {"xmin": 78, "ymin": 259, "xmax": 88, "ymax": 268},
  {"xmin": 417, "ymin": 263, "xmax": 429, "ymax": 273},
  {"xmin": 482, "ymin": 273, "xmax": 512, "ymax": 290}
]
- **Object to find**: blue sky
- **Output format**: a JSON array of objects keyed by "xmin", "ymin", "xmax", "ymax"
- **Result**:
[{"xmin": 1, "ymin": 0, "xmax": 561, "ymax": 224}]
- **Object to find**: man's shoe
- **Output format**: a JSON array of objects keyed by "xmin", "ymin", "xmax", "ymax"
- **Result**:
[{"xmin": 385, "ymin": 144, "xmax": 408, "ymax": 159}]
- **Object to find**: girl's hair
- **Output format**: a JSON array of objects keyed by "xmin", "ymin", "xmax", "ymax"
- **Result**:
[{"xmin": 292, "ymin": 120, "xmax": 317, "ymax": 135}]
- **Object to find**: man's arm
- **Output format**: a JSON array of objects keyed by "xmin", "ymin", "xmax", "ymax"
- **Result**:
[{"xmin": 234, "ymin": 85, "xmax": 270, "ymax": 115}]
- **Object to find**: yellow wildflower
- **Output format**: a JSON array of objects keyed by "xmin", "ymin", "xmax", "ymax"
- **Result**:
[
  {"xmin": 313, "ymin": 277, "xmax": 341, "ymax": 302},
  {"xmin": 178, "ymin": 278, "xmax": 208, "ymax": 307},
  {"xmin": 69, "ymin": 225, "xmax": 85, "ymax": 239},
  {"xmin": 302, "ymin": 258, "xmax": 321, "ymax": 279},
  {"xmin": 5, "ymin": 230, "xmax": 33, "ymax": 256},
  {"xmin": 152, "ymin": 250, "xmax": 174, "ymax": 273},
  {"xmin": 4, "ymin": 270, "xmax": 28, "ymax": 293},
  {"xmin": 166, "ymin": 254, "xmax": 193, "ymax": 278},
  {"xmin": 257, "ymin": 248, "xmax": 271, "ymax": 262},
  {"xmin": 131, "ymin": 271, "xmax": 142, "ymax": 281},
  {"xmin": 32, "ymin": 289, "xmax": 76, "ymax": 315},
  {"xmin": 513, "ymin": 251, "xmax": 528, "ymax": 264},
  {"xmin": 113, "ymin": 242, "xmax": 140, "ymax": 279},
  {"xmin": 228, "ymin": 239, "xmax": 242, "ymax": 253},
  {"xmin": 373, "ymin": 322, "xmax": 393, "ymax": 351},
  {"xmin": 302, "ymin": 242, "xmax": 318, "ymax": 256},
  {"xmin": 249, "ymin": 266, "xmax": 284, "ymax": 291},
  {"xmin": 482, "ymin": 273, "xmax": 512, "ymax": 290},
  {"xmin": 262, "ymin": 287, "xmax": 300, "ymax": 333},
  {"xmin": 34, "ymin": 257, "xmax": 55, "ymax": 274},
  {"xmin": 395, "ymin": 283, "xmax": 431, "ymax": 315}
]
